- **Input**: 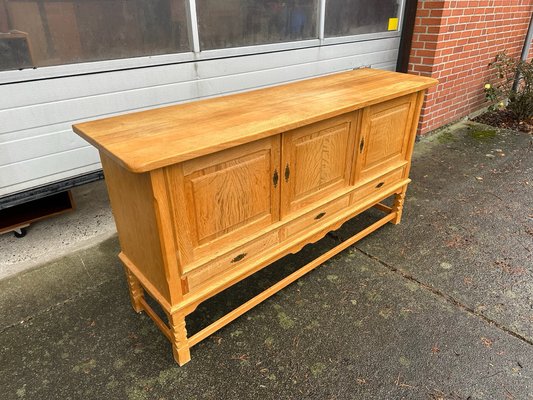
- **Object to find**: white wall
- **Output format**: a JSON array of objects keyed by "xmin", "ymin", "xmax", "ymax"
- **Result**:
[{"xmin": 0, "ymin": 37, "xmax": 400, "ymax": 197}]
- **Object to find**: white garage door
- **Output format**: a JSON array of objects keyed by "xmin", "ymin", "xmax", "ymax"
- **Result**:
[{"xmin": 0, "ymin": 0, "xmax": 405, "ymax": 198}]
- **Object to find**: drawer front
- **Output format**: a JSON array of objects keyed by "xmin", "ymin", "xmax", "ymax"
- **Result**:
[
  {"xmin": 186, "ymin": 230, "xmax": 279, "ymax": 291},
  {"xmin": 282, "ymin": 195, "xmax": 350, "ymax": 238},
  {"xmin": 351, "ymin": 167, "xmax": 405, "ymax": 205}
]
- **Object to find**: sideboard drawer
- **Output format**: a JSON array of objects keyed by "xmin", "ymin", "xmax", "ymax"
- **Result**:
[
  {"xmin": 351, "ymin": 167, "xmax": 405, "ymax": 204},
  {"xmin": 282, "ymin": 194, "xmax": 350, "ymax": 238},
  {"xmin": 186, "ymin": 230, "xmax": 280, "ymax": 291}
]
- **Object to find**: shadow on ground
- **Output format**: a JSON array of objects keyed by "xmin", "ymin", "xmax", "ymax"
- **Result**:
[{"xmin": 1, "ymin": 121, "xmax": 532, "ymax": 400}]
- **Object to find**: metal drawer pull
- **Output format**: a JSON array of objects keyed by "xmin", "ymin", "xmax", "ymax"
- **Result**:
[
  {"xmin": 375, "ymin": 181, "xmax": 385, "ymax": 188},
  {"xmin": 231, "ymin": 253, "xmax": 247, "ymax": 263},
  {"xmin": 273, "ymin": 169, "xmax": 279, "ymax": 188},
  {"xmin": 359, "ymin": 138, "xmax": 365, "ymax": 153},
  {"xmin": 315, "ymin": 212, "xmax": 326, "ymax": 220}
]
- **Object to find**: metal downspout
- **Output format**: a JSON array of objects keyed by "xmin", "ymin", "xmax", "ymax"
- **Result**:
[{"xmin": 512, "ymin": 10, "xmax": 533, "ymax": 92}]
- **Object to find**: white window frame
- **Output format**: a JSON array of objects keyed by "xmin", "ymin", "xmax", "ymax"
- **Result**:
[{"xmin": 0, "ymin": 0, "xmax": 405, "ymax": 85}]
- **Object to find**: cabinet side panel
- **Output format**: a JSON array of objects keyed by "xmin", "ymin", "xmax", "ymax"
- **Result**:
[
  {"xmin": 402, "ymin": 90, "xmax": 426, "ymax": 179},
  {"xmin": 100, "ymin": 153, "xmax": 170, "ymax": 301}
]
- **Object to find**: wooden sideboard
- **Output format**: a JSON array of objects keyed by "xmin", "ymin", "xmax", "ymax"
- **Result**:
[{"xmin": 73, "ymin": 69, "xmax": 438, "ymax": 365}]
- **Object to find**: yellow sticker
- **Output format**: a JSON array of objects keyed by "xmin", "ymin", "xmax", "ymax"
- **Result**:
[{"xmin": 388, "ymin": 18, "xmax": 399, "ymax": 31}]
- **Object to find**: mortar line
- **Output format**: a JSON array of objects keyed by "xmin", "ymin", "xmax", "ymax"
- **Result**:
[{"xmin": 355, "ymin": 247, "xmax": 533, "ymax": 347}]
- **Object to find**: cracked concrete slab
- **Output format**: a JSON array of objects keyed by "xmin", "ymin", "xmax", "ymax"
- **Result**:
[{"xmin": 0, "ymin": 121, "xmax": 532, "ymax": 400}]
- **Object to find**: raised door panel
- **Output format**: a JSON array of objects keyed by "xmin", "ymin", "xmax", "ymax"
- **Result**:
[
  {"xmin": 170, "ymin": 137, "xmax": 280, "ymax": 269},
  {"xmin": 281, "ymin": 113, "xmax": 357, "ymax": 217},
  {"xmin": 355, "ymin": 94, "xmax": 416, "ymax": 181}
]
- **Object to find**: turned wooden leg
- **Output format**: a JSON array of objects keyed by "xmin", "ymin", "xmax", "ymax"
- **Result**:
[
  {"xmin": 168, "ymin": 313, "xmax": 191, "ymax": 366},
  {"xmin": 124, "ymin": 267, "xmax": 144, "ymax": 313},
  {"xmin": 391, "ymin": 188, "xmax": 407, "ymax": 225}
]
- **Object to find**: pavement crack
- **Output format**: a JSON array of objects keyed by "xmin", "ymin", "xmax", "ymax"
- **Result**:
[
  {"xmin": 355, "ymin": 247, "xmax": 533, "ymax": 347},
  {"xmin": 0, "ymin": 279, "xmax": 115, "ymax": 335}
]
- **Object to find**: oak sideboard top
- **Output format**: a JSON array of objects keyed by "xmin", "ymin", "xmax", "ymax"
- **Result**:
[{"xmin": 73, "ymin": 69, "xmax": 438, "ymax": 173}]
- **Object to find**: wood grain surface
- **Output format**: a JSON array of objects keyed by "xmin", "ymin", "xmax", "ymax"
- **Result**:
[
  {"xmin": 73, "ymin": 69, "xmax": 437, "ymax": 173},
  {"xmin": 281, "ymin": 113, "xmax": 356, "ymax": 216},
  {"xmin": 81, "ymin": 71, "xmax": 437, "ymax": 365}
]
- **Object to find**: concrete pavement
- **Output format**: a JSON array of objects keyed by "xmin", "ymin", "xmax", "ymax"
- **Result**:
[{"xmin": 1, "ymin": 121, "xmax": 532, "ymax": 400}]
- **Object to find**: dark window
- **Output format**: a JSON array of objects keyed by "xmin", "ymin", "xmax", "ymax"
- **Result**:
[
  {"xmin": 0, "ymin": 0, "xmax": 189, "ymax": 71},
  {"xmin": 196, "ymin": 0, "xmax": 319, "ymax": 50},
  {"xmin": 325, "ymin": 0, "xmax": 400, "ymax": 37}
]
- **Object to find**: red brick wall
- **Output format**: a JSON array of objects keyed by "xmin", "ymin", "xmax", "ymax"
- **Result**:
[{"xmin": 409, "ymin": 0, "xmax": 533, "ymax": 134}]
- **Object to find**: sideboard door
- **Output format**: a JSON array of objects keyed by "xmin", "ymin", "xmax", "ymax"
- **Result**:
[
  {"xmin": 281, "ymin": 113, "xmax": 357, "ymax": 217},
  {"xmin": 354, "ymin": 94, "xmax": 417, "ymax": 181},
  {"xmin": 176, "ymin": 136, "xmax": 281, "ymax": 265}
]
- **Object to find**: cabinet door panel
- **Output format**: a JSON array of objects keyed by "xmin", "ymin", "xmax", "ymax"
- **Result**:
[
  {"xmin": 281, "ymin": 113, "xmax": 356, "ymax": 216},
  {"xmin": 187, "ymin": 155, "xmax": 269, "ymax": 243},
  {"xmin": 176, "ymin": 137, "xmax": 280, "ymax": 265},
  {"xmin": 355, "ymin": 94, "xmax": 416, "ymax": 180}
]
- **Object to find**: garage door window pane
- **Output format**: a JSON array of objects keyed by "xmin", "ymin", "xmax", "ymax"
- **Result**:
[
  {"xmin": 0, "ymin": 0, "xmax": 189, "ymax": 71},
  {"xmin": 325, "ymin": 0, "xmax": 400, "ymax": 37},
  {"xmin": 197, "ymin": 0, "xmax": 319, "ymax": 50}
]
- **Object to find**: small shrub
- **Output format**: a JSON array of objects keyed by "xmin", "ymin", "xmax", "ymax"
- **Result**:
[{"xmin": 484, "ymin": 52, "xmax": 533, "ymax": 121}]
